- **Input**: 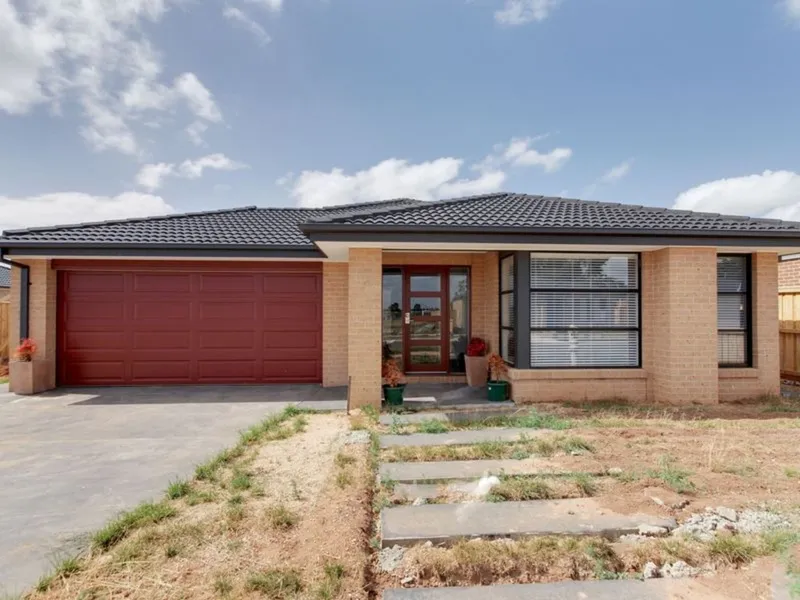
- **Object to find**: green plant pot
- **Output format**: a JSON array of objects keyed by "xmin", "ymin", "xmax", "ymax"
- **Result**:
[
  {"xmin": 487, "ymin": 381, "xmax": 509, "ymax": 402},
  {"xmin": 384, "ymin": 385, "xmax": 405, "ymax": 406}
]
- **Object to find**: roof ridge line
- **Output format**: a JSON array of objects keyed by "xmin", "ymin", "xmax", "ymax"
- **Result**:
[
  {"xmin": 2, "ymin": 206, "xmax": 259, "ymax": 236},
  {"xmin": 308, "ymin": 192, "xmax": 510, "ymax": 224}
]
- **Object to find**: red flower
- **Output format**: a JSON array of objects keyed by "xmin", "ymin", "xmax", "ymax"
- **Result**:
[
  {"xmin": 14, "ymin": 338, "xmax": 37, "ymax": 362},
  {"xmin": 466, "ymin": 337, "xmax": 487, "ymax": 357}
]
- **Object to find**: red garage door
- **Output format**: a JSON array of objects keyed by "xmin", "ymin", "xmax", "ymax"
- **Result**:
[{"xmin": 57, "ymin": 263, "xmax": 322, "ymax": 386}]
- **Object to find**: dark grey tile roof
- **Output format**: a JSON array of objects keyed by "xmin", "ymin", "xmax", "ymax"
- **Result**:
[
  {"xmin": 308, "ymin": 192, "xmax": 800, "ymax": 233},
  {"xmin": 0, "ymin": 199, "xmax": 422, "ymax": 247},
  {"xmin": 0, "ymin": 266, "xmax": 9, "ymax": 288}
]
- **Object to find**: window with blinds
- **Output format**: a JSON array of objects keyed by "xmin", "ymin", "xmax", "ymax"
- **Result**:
[
  {"xmin": 500, "ymin": 255, "xmax": 516, "ymax": 365},
  {"xmin": 717, "ymin": 255, "xmax": 750, "ymax": 367},
  {"xmin": 529, "ymin": 253, "xmax": 640, "ymax": 368}
]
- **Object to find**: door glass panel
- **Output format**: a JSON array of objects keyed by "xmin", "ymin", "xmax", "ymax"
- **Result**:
[
  {"xmin": 382, "ymin": 270, "xmax": 403, "ymax": 369},
  {"xmin": 410, "ymin": 275, "xmax": 441, "ymax": 292},
  {"xmin": 410, "ymin": 297, "xmax": 441, "ymax": 317},
  {"xmin": 410, "ymin": 321, "xmax": 441, "ymax": 340},
  {"xmin": 409, "ymin": 346, "xmax": 441, "ymax": 366},
  {"xmin": 449, "ymin": 268, "xmax": 469, "ymax": 373}
]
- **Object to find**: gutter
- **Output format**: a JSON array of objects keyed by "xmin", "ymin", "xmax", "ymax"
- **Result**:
[{"xmin": 0, "ymin": 250, "xmax": 29, "ymax": 340}]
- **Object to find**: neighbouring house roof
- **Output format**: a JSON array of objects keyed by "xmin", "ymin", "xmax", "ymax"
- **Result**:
[
  {"xmin": 0, "ymin": 266, "xmax": 9, "ymax": 288},
  {"xmin": 3, "ymin": 193, "xmax": 800, "ymax": 258}
]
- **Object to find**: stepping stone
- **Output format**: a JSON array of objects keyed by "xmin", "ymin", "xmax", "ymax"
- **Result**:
[
  {"xmin": 380, "ymin": 498, "xmax": 677, "ymax": 547},
  {"xmin": 379, "ymin": 458, "xmax": 579, "ymax": 483},
  {"xmin": 380, "ymin": 428, "xmax": 542, "ymax": 449},
  {"xmin": 379, "ymin": 407, "xmax": 519, "ymax": 426},
  {"xmin": 383, "ymin": 580, "xmax": 675, "ymax": 600}
]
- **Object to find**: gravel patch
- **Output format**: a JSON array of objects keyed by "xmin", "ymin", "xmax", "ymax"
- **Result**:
[
  {"xmin": 672, "ymin": 507, "xmax": 792, "ymax": 541},
  {"xmin": 344, "ymin": 430, "xmax": 371, "ymax": 445},
  {"xmin": 378, "ymin": 545, "xmax": 406, "ymax": 573}
]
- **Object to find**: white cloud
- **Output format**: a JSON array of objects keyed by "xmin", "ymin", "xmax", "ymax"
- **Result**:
[
  {"xmin": 782, "ymin": 0, "xmax": 800, "ymax": 21},
  {"xmin": 223, "ymin": 6, "xmax": 271, "ymax": 45},
  {"xmin": 495, "ymin": 0, "xmax": 562, "ymax": 25},
  {"xmin": 478, "ymin": 136, "xmax": 572, "ymax": 173},
  {"xmin": 289, "ymin": 158, "xmax": 506, "ymax": 208},
  {"xmin": 0, "ymin": 192, "xmax": 175, "ymax": 233},
  {"xmin": 245, "ymin": 0, "xmax": 283, "ymax": 13},
  {"xmin": 179, "ymin": 153, "xmax": 248, "ymax": 178},
  {"xmin": 186, "ymin": 120, "xmax": 208, "ymax": 146},
  {"xmin": 599, "ymin": 159, "xmax": 634, "ymax": 184},
  {"xmin": 0, "ymin": 0, "xmax": 223, "ymax": 156},
  {"xmin": 136, "ymin": 153, "xmax": 248, "ymax": 190},
  {"xmin": 136, "ymin": 162, "xmax": 175, "ymax": 191},
  {"xmin": 673, "ymin": 170, "xmax": 800, "ymax": 220}
]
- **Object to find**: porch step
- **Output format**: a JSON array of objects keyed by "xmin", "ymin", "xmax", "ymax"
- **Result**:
[
  {"xmin": 382, "ymin": 580, "xmax": 676, "ymax": 600},
  {"xmin": 380, "ymin": 428, "xmax": 542, "ymax": 449},
  {"xmin": 379, "ymin": 458, "xmax": 586, "ymax": 484},
  {"xmin": 379, "ymin": 498, "xmax": 677, "ymax": 547},
  {"xmin": 379, "ymin": 406, "xmax": 521, "ymax": 426}
]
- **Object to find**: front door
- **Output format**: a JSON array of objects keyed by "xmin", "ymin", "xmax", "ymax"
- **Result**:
[{"xmin": 404, "ymin": 269, "xmax": 449, "ymax": 372}]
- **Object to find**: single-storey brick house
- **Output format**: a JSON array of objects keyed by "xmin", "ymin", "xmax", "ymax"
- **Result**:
[{"xmin": 3, "ymin": 192, "xmax": 800, "ymax": 407}]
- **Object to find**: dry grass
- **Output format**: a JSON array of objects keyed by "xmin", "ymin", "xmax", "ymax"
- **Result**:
[
  {"xmin": 404, "ymin": 537, "xmax": 622, "ymax": 586},
  {"xmin": 26, "ymin": 411, "xmax": 374, "ymax": 600},
  {"xmin": 381, "ymin": 434, "xmax": 595, "ymax": 463}
]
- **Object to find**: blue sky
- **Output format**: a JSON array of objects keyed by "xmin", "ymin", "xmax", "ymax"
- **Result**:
[{"xmin": 2, "ymin": 0, "xmax": 800, "ymax": 232}]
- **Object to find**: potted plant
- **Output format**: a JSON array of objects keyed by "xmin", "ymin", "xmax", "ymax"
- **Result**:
[
  {"xmin": 382, "ymin": 358, "xmax": 406, "ymax": 406},
  {"xmin": 465, "ymin": 337, "xmax": 488, "ymax": 387},
  {"xmin": 9, "ymin": 338, "xmax": 46, "ymax": 395},
  {"xmin": 487, "ymin": 353, "xmax": 509, "ymax": 402}
]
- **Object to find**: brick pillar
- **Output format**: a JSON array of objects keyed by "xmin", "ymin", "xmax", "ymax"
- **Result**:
[
  {"xmin": 9, "ymin": 259, "xmax": 57, "ymax": 393},
  {"xmin": 648, "ymin": 248, "xmax": 718, "ymax": 405},
  {"xmin": 347, "ymin": 248, "xmax": 382, "ymax": 409},
  {"xmin": 322, "ymin": 262, "xmax": 349, "ymax": 387},
  {"xmin": 752, "ymin": 253, "xmax": 780, "ymax": 396},
  {"xmin": 483, "ymin": 252, "xmax": 500, "ymax": 354}
]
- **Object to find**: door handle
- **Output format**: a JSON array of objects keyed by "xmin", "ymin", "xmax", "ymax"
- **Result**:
[{"xmin": 404, "ymin": 312, "xmax": 410, "ymax": 324}]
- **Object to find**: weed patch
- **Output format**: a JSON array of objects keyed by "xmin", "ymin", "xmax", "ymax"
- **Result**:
[
  {"xmin": 315, "ymin": 562, "xmax": 346, "ymax": 599},
  {"xmin": 417, "ymin": 419, "xmax": 450, "ymax": 434},
  {"xmin": 166, "ymin": 479, "xmax": 192, "ymax": 499},
  {"xmin": 246, "ymin": 569, "xmax": 303, "ymax": 598},
  {"xmin": 487, "ymin": 477, "xmax": 553, "ymax": 502},
  {"xmin": 267, "ymin": 504, "xmax": 299, "ymax": 530},
  {"xmin": 93, "ymin": 502, "xmax": 176, "ymax": 550},
  {"xmin": 645, "ymin": 456, "xmax": 696, "ymax": 494},
  {"xmin": 230, "ymin": 469, "xmax": 253, "ymax": 491}
]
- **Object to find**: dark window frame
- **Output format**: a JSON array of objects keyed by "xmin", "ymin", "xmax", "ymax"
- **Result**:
[
  {"xmin": 499, "ymin": 253, "xmax": 516, "ymax": 366},
  {"xmin": 717, "ymin": 254, "xmax": 752, "ymax": 368},
  {"xmin": 528, "ymin": 252, "xmax": 642, "ymax": 370}
]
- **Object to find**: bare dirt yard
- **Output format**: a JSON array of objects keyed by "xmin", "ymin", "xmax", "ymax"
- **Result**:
[{"xmin": 25, "ymin": 408, "xmax": 374, "ymax": 600}]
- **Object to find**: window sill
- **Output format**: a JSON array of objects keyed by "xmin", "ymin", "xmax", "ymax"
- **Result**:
[{"xmin": 508, "ymin": 368, "xmax": 647, "ymax": 381}]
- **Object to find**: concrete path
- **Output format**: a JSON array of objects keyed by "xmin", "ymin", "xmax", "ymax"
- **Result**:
[
  {"xmin": 380, "ymin": 428, "xmax": 543, "ymax": 449},
  {"xmin": 383, "ymin": 580, "xmax": 682, "ymax": 600},
  {"xmin": 380, "ymin": 458, "xmax": 579, "ymax": 483},
  {"xmin": 379, "ymin": 407, "xmax": 519, "ymax": 426},
  {"xmin": 0, "ymin": 385, "xmax": 342, "ymax": 595},
  {"xmin": 380, "ymin": 498, "xmax": 677, "ymax": 547}
]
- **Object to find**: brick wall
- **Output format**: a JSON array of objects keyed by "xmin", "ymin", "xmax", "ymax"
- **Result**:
[
  {"xmin": 322, "ymin": 262, "xmax": 348, "ymax": 387},
  {"xmin": 347, "ymin": 248, "xmax": 383, "ymax": 408},
  {"xmin": 778, "ymin": 258, "xmax": 800, "ymax": 290},
  {"xmin": 509, "ymin": 368, "xmax": 647, "ymax": 403},
  {"xmin": 9, "ymin": 259, "xmax": 57, "ymax": 393}
]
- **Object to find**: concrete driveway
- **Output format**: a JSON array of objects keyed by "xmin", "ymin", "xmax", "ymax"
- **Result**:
[{"xmin": 0, "ymin": 384, "xmax": 346, "ymax": 595}]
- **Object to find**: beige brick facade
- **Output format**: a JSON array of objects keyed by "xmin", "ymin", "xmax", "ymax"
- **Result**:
[
  {"xmin": 347, "ymin": 248, "xmax": 383, "ymax": 408},
  {"xmin": 322, "ymin": 262, "xmax": 349, "ymax": 387},
  {"xmin": 8, "ymin": 259, "xmax": 57, "ymax": 393},
  {"xmin": 778, "ymin": 257, "xmax": 800, "ymax": 290}
]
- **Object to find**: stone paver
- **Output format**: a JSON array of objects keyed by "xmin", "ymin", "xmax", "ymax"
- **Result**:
[
  {"xmin": 378, "ymin": 407, "xmax": 519, "ymax": 426},
  {"xmin": 379, "ymin": 458, "xmax": 580, "ymax": 483},
  {"xmin": 380, "ymin": 428, "xmax": 542, "ymax": 449},
  {"xmin": 380, "ymin": 498, "xmax": 677, "ymax": 547},
  {"xmin": 383, "ymin": 580, "xmax": 677, "ymax": 600},
  {"xmin": 0, "ymin": 385, "xmax": 342, "ymax": 595}
]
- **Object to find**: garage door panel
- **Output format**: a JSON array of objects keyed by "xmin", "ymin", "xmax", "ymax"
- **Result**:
[
  {"xmin": 200, "ymin": 300, "xmax": 257, "ymax": 320},
  {"xmin": 133, "ymin": 301, "xmax": 192, "ymax": 320},
  {"xmin": 66, "ymin": 272, "xmax": 126, "ymax": 293},
  {"xmin": 66, "ymin": 331, "xmax": 127, "ymax": 350},
  {"xmin": 131, "ymin": 361, "xmax": 192, "ymax": 382},
  {"xmin": 58, "ymin": 266, "xmax": 322, "ymax": 385},
  {"xmin": 198, "ymin": 331, "xmax": 256, "ymax": 350},
  {"xmin": 263, "ymin": 331, "xmax": 319, "ymax": 350},
  {"xmin": 199, "ymin": 274, "xmax": 256, "ymax": 293},
  {"xmin": 263, "ymin": 273, "xmax": 319, "ymax": 294},
  {"xmin": 133, "ymin": 332, "xmax": 192, "ymax": 350},
  {"xmin": 133, "ymin": 273, "xmax": 192, "ymax": 293},
  {"xmin": 70, "ymin": 361, "xmax": 127, "ymax": 383},
  {"xmin": 262, "ymin": 360, "xmax": 319, "ymax": 381}
]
